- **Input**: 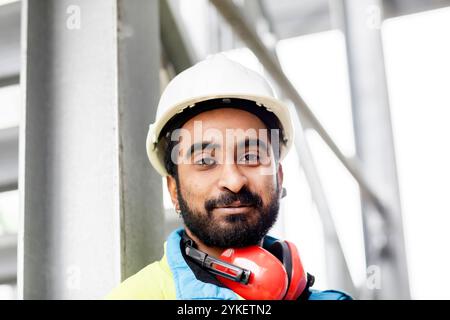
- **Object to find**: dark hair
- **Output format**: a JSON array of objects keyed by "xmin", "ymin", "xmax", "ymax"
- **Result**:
[{"xmin": 161, "ymin": 98, "xmax": 286, "ymax": 178}]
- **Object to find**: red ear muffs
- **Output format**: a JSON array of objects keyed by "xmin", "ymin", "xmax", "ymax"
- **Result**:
[
  {"xmin": 267, "ymin": 240, "xmax": 308, "ymax": 300},
  {"xmin": 215, "ymin": 241, "xmax": 307, "ymax": 300},
  {"xmin": 215, "ymin": 246, "xmax": 288, "ymax": 300}
]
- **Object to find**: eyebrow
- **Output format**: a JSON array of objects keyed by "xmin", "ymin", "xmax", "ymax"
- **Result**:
[
  {"xmin": 185, "ymin": 138, "xmax": 269, "ymax": 160},
  {"xmin": 237, "ymin": 138, "xmax": 268, "ymax": 153},
  {"xmin": 185, "ymin": 142, "xmax": 220, "ymax": 160}
]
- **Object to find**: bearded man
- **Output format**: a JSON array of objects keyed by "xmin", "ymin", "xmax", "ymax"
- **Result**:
[{"xmin": 107, "ymin": 54, "xmax": 352, "ymax": 300}]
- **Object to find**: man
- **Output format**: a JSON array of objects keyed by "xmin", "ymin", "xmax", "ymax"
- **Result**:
[{"xmin": 107, "ymin": 54, "xmax": 351, "ymax": 300}]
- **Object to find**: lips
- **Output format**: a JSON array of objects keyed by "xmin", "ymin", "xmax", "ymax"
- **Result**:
[
  {"xmin": 215, "ymin": 201, "xmax": 253, "ymax": 209},
  {"xmin": 213, "ymin": 201, "xmax": 254, "ymax": 214}
]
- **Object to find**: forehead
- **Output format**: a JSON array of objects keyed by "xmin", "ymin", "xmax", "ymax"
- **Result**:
[{"xmin": 180, "ymin": 107, "xmax": 268, "ymax": 137}]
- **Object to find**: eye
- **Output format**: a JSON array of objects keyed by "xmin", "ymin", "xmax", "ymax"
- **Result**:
[
  {"xmin": 238, "ymin": 153, "xmax": 260, "ymax": 165},
  {"xmin": 194, "ymin": 157, "xmax": 216, "ymax": 166}
]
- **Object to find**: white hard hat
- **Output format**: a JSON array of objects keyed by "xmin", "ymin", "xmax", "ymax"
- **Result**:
[{"xmin": 146, "ymin": 54, "xmax": 294, "ymax": 177}]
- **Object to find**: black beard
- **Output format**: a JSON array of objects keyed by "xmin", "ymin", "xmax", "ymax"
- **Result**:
[{"xmin": 176, "ymin": 178, "xmax": 280, "ymax": 248}]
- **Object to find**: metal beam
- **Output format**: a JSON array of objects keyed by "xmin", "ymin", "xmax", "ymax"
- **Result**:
[
  {"xmin": 19, "ymin": 0, "xmax": 163, "ymax": 299},
  {"xmin": 256, "ymin": 0, "xmax": 450, "ymax": 42},
  {"xmin": 1, "ymin": 0, "xmax": 449, "ymax": 90},
  {"xmin": 260, "ymin": 0, "xmax": 331, "ymax": 39},
  {"xmin": 0, "ymin": 75, "xmax": 20, "ymax": 88},
  {"xmin": 160, "ymin": 0, "xmax": 199, "ymax": 74},
  {"xmin": 1, "ymin": 0, "xmax": 449, "ymax": 88},
  {"xmin": 0, "ymin": 1, "xmax": 20, "ymax": 87},
  {"xmin": 342, "ymin": 0, "xmax": 410, "ymax": 299},
  {"xmin": 0, "ymin": 127, "xmax": 18, "ymax": 193},
  {"xmin": 0, "ymin": 234, "xmax": 17, "ymax": 284},
  {"xmin": 383, "ymin": 0, "xmax": 450, "ymax": 19}
]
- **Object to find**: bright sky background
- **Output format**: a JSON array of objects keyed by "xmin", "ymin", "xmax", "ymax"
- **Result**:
[
  {"xmin": 0, "ymin": 0, "xmax": 18, "ymax": 6},
  {"xmin": 277, "ymin": 30, "xmax": 365, "ymax": 291},
  {"xmin": 382, "ymin": 6, "xmax": 450, "ymax": 299},
  {"xmin": 0, "ymin": 85, "xmax": 19, "ymax": 130}
]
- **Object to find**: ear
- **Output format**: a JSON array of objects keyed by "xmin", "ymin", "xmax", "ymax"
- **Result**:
[
  {"xmin": 277, "ymin": 163, "xmax": 284, "ymax": 196},
  {"xmin": 166, "ymin": 175, "xmax": 179, "ymax": 211}
]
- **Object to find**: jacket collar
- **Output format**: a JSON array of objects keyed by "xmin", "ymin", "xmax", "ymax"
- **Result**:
[
  {"xmin": 165, "ymin": 227, "xmax": 278, "ymax": 300},
  {"xmin": 166, "ymin": 228, "xmax": 239, "ymax": 299}
]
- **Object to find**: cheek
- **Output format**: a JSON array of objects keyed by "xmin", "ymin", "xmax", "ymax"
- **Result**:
[
  {"xmin": 178, "ymin": 173, "xmax": 212, "ymax": 208},
  {"xmin": 178, "ymin": 163, "xmax": 218, "ymax": 189},
  {"xmin": 249, "ymin": 173, "xmax": 277, "ymax": 203}
]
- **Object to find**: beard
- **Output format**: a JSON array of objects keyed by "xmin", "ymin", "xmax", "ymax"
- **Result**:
[{"xmin": 176, "ymin": 178, "xmax": 281, "ymax": 248}]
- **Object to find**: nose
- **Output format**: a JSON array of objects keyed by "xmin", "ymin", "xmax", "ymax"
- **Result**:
[{"xmin": 217, "ymin": 162, "xmax": 248, "ymax": 194}]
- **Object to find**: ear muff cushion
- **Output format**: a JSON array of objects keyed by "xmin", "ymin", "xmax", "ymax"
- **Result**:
[
  {"xmin": 283, "ymin": 241, "xmax": 307, "ymax": 300},
  {"xmin": 267, "ymin": 241, "xmax": 293, "ymax": 287}
]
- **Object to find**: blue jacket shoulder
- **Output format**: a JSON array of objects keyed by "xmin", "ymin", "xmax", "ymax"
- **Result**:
[{"xmin": 308, "ymin": 289, "xmax": 353, "ymax": 300}]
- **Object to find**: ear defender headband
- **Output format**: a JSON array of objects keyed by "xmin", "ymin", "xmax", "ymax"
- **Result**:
[{"xmin": 182, "ymin": 232, "xmax": 314, "ymax": 300}]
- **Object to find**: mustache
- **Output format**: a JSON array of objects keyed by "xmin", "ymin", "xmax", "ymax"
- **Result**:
[{"xmin": 204, "ymin": 187, "xmax": 263, "ymax": 212}]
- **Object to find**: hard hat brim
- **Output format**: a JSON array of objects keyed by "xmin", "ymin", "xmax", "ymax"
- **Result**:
[{"xmin": 146, "ymin": 94, "xmax": 294, "ymax": 177}]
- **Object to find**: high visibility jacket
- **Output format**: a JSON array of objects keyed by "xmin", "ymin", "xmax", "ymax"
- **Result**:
[{"xmin": 106, "ymin": 228, "xmax": 352, "ymax": 300}]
